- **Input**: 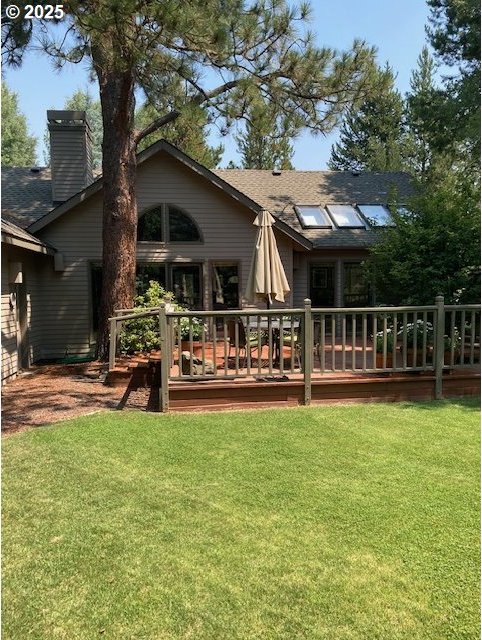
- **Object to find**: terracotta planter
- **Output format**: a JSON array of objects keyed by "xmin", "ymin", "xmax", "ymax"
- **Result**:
[
  {"xmin": 375, "ymin": 352, "xmax": 396, "ymax": 369},
  {"xmin": 180, "ymin": 340, "xmax": 203, "ymax": 353},
  {"xmin": 180, "ymin": 341, "xmax": 224, "ymax": 365},
  {"xmin": 444, "ymin": 350, "xmax": 461, "ymax": 366},
  {"xmin": 402, "ymin": 347, "xmax": 430, "ymax": 367}
]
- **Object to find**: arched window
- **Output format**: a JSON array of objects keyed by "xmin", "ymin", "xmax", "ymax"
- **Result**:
[
  {"xmin": 137, "ymin": 206, "xmax": 163, "ymax": 241},
  {"xmin": 137, "ymin": 204, "xmax": 201, "ymax": 243}
]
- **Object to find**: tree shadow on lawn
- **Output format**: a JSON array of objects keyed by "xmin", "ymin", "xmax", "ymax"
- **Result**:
[{"xmin": 396, "ymin": 397, "xmax": 480, "ymax": 412}]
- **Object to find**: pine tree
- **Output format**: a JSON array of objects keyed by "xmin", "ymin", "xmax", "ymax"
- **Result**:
[
  {"xmin": 236, "ymin": 101, "xmax": 295, "ymax": 169},
  {"xmin": 329, "ymin": 66, "xmax": 407, "ymax": 172},
  {"xmin": 426, "ymin": 0, "xmax": 480, "ymax": 163},
  {"xmin": 405, "ymin": 47, "xmax": 445, "ymax": 176},
  {"xmin": 1, "ymin": 81, "xmax": 37, "ymax": 166}
]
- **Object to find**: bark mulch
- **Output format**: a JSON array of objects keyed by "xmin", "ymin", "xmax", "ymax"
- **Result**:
[{"xmin": 1, "ymin": 362, "xmax": 155, "ymax": 435}]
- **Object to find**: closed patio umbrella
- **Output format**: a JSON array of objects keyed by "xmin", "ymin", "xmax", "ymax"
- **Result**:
[{"xmin": 245, "ymin": 210, "xmax": 290, "ymax": 306}]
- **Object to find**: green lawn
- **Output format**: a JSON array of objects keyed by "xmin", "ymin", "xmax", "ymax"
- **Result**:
[{"xmin": 2, "ymin": 399, "xmax": 480, "ymax": 640}]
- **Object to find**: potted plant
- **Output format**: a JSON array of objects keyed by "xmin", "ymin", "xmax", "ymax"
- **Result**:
[
  {"xmin": 398, "ymin": 320, "xmax": 434, "ymax": 366},
  {"xmin": 176, "ymin": 316, "xmax": 206, "ymax": 344},
  {"xmin": 442, "ymin": 329, "xmax": 462, "ymax": 365},
  {"xmin": 374, "ymin": 329, "xmax": 397, "ymax": 368}
]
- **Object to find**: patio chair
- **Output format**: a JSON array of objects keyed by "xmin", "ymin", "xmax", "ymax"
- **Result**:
[
  {"xmin": 227, "ymin": 319, "xmax": 267, "ymax": 366},
  {"xmin": 279, "ymin": 323, "xmax": 302, "ymax": 369}
]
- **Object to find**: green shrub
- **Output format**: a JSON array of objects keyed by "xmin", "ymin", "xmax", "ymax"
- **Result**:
[
  {"xmin": 119, "ymin": 281, "xmax": 174, "ymax": 354},
  {"xmin": 119, "ymin": 281, "xmax": 206, "ymax": 354}
]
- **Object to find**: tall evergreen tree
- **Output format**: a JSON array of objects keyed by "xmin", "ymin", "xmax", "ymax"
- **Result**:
[
  {"xmin": 1, "ymin": 81, "xmax": 37, "ymax": 166},
  {"xmin": 236, "ymin": 100, "xmax": 295, "ymax": 169},
  {"xmin": 3, "ymin": 0, "xmax": 385, "ymax": 358},
  {"xmin": 366, "ymin": 170, "xmax": 480, "ymax": 305},
  {"xmin": 426, "ymin": 0, "xmax": 480, "ymax": 163},
  {"xmin": 329, "ymin": 66, "xmax": 407, "ymax": 172},
  {"xmin": 405, "ymin": 47, "xmax": 445, "ymax": 176}
]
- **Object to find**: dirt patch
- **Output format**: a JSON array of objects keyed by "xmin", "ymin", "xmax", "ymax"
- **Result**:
[{"xmin": 1, "ymin": 362, "xmax": 154, "ymax": 435}]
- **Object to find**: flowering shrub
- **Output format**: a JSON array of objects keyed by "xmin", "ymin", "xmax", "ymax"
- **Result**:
[
  {"xmin": 443, "ymin": 327, "xmax": 462, "ymax": 352},
  {"xmin": 119, "ymin": 280, "xmax": 206, "ymax": 354},
  {"xmin": 177, "ymin": 315, "xmax": 206, "ymax": 342},
  {"xmin": 398, "ymin": 320, "xmax": 434, "ymax": 346},
  {"xmin": 374, "ymin": 329, "xmax": 396, "ymax": 353}
]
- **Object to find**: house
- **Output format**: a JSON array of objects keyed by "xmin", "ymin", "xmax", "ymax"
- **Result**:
[{"xmin": 1, "ymin": 110, "xmax": 413, "ymax": 383}]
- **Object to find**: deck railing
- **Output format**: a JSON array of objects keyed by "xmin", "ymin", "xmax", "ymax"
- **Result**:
[{"xmin": 108, "ymin": 296, "xmax": 480, "ymax": 411}]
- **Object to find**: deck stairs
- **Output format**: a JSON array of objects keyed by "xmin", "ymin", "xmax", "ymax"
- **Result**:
[{"xmin": 107, "ymin": 351, "xmax": 162, "ymax": 388}]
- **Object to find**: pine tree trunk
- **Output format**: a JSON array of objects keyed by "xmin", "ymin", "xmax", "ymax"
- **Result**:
[{"xmin": 95, "ymin": 67, "xmax": 137, "ymax": 360}]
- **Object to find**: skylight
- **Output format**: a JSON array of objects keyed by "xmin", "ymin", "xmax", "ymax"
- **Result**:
[
  {"xmin": 357, "ymin": 204, "xmax": 394, "ymax": 226},
  {"xmin": 295, "ymin": 205, "xmax": 333, "ymax": 228},
  {"xmin": 326, "ymin": 205, "xmax": 367, "ymax": 228}
]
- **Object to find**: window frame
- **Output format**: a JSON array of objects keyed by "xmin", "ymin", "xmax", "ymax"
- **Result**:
[
  {"xmin": 356, "ymin": 203, "xmax": 394, "ymax": 227},
  {"xmin": 294, "ymin": 204, "xmax": 334, "ymax": 229},
  {"xmin": 325, "ymin": 204, "xmax": 368, "ymax": 229}
]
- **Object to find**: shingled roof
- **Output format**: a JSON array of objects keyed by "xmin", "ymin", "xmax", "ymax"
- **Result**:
[
  {"xmin": 1, "ymin": 144, "xmax": 415, "ymax": 250},
  {"xmin": 1, "ymin": 218, "xmax": 54, "ymax": 254},
  {"xmin": 213, "ymin": 169, "xmax": 415, "ymax": 248},
  {"xmin": 1, "ymin": 167, "xmax": 53, "ymax": 229}
]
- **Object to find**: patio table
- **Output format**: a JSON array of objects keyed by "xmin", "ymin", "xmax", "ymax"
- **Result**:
[{"xmin": 245, "ymin": 317, "xmax": 300, "ymax": 363}]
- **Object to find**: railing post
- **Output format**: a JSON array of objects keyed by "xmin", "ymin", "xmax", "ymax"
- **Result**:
[
  {"xmin": 159, "ymin": 303, "xmax": 170, "ymax": 412},
  {"xmin": 108, "ymin": 317, "xmax": 117, "ymax": 371},
  {"xmin": 435, "ymin": 295, "xmax": 445, "ymax": 400},
  {"xmin": 303, "ymin": 298, "xmax": 313, "ymax": 406}
]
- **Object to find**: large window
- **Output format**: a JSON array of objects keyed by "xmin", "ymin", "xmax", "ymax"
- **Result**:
[
  {"xmin": 137, "ymin": 204, "xmax": 201, "ymax": 243},
  {"xmin": 343, "ymin": 263, "xmax": 369, "ymax": 306},
  {"xmin": 136, "ymin": 264, "xmax": 167, "ymax": 296},
  {"xmin": 90, "ymin": 262, "xmax": 203, "ymax": 332},
  {"xmin": 310, "ymin": 263, "xmax": 335, "ymax": 307},
  {"xmin": 137, "ymin": 263, "xmax": 203, "ymax": 309},
  {"xmin": 171, "ymin": 264, "xmax": 202, "ymax": 309},
  {"xmin": 212, "ymin": 264, "xmax": 239, "ymax": 309}
]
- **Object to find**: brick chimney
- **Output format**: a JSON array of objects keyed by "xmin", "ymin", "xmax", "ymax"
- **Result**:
[{"xmin": 47, "ymin": 110, "xmax": 94, "ymax": 204}]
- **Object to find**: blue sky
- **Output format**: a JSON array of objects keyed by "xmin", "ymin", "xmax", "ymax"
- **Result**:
[{"xmin": 5, "ymin": 0, "xmax": 437, "ymax": 169}]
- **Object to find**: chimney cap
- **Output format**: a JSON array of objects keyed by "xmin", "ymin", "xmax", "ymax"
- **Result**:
[
  {"xmin": 272, "ymin": 168, "xmax": 282, "ymax": 176},
  {"xmin": 47, "ymin": 110, "xmax": 89, "ymax": 127}
]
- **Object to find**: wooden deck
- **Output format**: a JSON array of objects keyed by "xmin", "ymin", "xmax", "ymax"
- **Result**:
[{"xmin": 107, "ymin": 348, "xmax": 480, "ymax": 412}]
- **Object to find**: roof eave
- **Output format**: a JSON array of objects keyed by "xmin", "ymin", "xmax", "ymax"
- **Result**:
[{"xmin": 1, "ymin": 232, "xmax": 56, "ymax": 255}]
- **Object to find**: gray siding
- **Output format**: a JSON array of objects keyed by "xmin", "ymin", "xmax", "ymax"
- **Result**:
[
  {"xmin": 1, "ymin": 247, "xmax": 49, "ymax": 381},
  {"xmin": 1, "ymin": 251, "xmax": 17, "ymax": 381},
  {"xmin": 36, "ymin": 152, "xmax": 296, "ymax": 358}
]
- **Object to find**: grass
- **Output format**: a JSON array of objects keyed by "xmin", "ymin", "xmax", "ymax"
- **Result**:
[{"xmin": 2, "ymin": 399, "xmax": 480, "ymax": 639}]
